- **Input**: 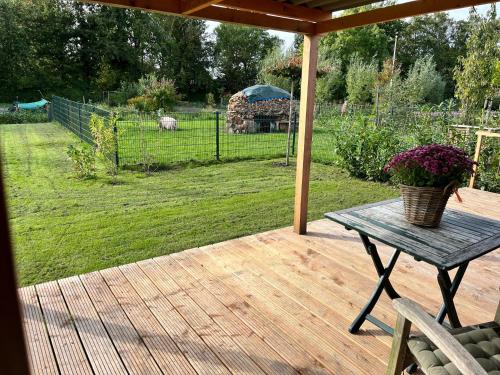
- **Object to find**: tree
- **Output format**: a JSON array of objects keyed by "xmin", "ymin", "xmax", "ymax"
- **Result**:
[
  {"xmin": 320, "ymin": 12, "xmax": 390, "ymax": 72},
  {"xmin": 397, "ymin": 13, "xmax": 467, "ymax": 98},
  {"xmin": 454, "ymin": 5, "xmax": 499, "ymax": 117},
  {"xmin": 346, "ymin": 56, "xmax": 378, "ymax": 105},
  {"xmin": 403, "ymin": 56, "xmax": 445, "ymax": 104},
  {"xmin": 212, "ymin": 24, "xmax": 280, "ymax": 94}
]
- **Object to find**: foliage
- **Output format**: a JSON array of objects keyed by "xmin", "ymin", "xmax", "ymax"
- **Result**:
[
  {"xmin": 0, "ymin": 1, "xmax": 212, "ymax": 102},
  {"xmin": 0, "ymin": 110, "xmax": 48, "ymax": 124},
  {"xmin": 89, "ymin": 114, "xmax": 118, "ymax": 180},
  {"xmin": 211, "ymin": 24, "xmax": 281, "ymax": 94},
  {"xmin": 374, "ymin": 58, "xmax": 405, "ymax": 113},
  {"xmin": 320, "ymin": 7, "xmax": 390, "ymax": 71},
  {"xmin": 454, "ymin": 5, "xmax": 499, "ymax": 118},
  {"xmin": 205, "ymin": 92, "xmax": 215, "ymax": 108},
  {"xmin": 330, "ymin": 116, "xmax": 404, "ymax": 181},
  {"xmin": 258, "ymin": 48, "xmax": 293, "ymax": 90},
  {"xmin": 315, "ymin": 57, "xmax": 343, "ymax": 103},
  {"xmin": 128, "ymin": 74, "xmax": 180, "ymax": 111},
  {"xmin": 384, "ymin": 144, "xmax": 475, "ymax": 187},
  {"xmin": 346, "ymin": 56, "xmax": 377, "ymax": 104},
  {"xmin": 66, "ymin": 143, "xmax": 96, "ymax": 179},
  {"xmin": 403, "ymin": 56, "xmax": 445, "ymax": 105},
  {"xmin": 259, "ymin": 48, "xmax": 341, "ymax": 103},
  {"xmin": 396, "ymin": 13, "xmax": 468, "ymax": 98}
]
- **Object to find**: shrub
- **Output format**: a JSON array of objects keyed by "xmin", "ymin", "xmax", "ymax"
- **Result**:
[
  {"xmin": 89, "ymin": 114, "xmax": 118, "ymax": 181},
  {"xmin": 206, "ymin": 92, "xmax": 216, "ymax": 108},
  {"xmin": 331, "ymin": 115, "xmax": 408, "ymax": 181},
  {"xmin": 66, "ymin": 143, "xmax": 96, "ymax": 179},
  {"xmin": 128, "ymin": 74, "xmax": 180, "ymax": 112},
  {"xmin": 0, "ymin": 110, "xmax": 49, "ymax": 124},
  {"xmin": 346, "ymin": 56, "xmax": 377, "ymax": 105},
  {"xmin": 403, "ymin": 56, "xmax": 445, "ymax": 105}
]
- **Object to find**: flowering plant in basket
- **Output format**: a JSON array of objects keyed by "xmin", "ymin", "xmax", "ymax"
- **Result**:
[
  {"xmin": 384, "ymin": 144, "xmax": 476, "ymax": 187},
  {"xmin": 384, "ymin": 144, "xmax": 476, "ymax": 227}
]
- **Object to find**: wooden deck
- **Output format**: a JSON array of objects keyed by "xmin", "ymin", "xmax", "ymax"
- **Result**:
[{"xmin": 20, "ymin": 188, "xmax": 499, "ymax": 375}]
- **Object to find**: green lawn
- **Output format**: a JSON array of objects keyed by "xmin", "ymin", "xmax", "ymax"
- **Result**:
[{"xmin": 1, "ymin": 122, "xmax": 397, "ymax": 286}]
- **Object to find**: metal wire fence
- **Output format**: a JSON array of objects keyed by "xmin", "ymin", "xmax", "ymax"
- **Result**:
[
  {"xmin": 51, "ymin": 96, "xmax": 111, "ymax": 144},
  {"xmin": 51, "ymin": 96, "xmax": 298, "ymax": 168}
]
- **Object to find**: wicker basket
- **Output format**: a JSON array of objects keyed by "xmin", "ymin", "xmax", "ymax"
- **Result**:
[{"xmin": 400, "ymin": 185, "xmax": 454, "ymax": 227}]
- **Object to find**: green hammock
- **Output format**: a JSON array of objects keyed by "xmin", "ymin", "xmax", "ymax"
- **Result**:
[{"xmin": 17, "ymin": 99, "xmax": 48, "ymax": 110}]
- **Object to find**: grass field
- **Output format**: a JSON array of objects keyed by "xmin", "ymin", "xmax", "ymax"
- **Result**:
[{"xmin": 1, "ymin": 122, "xmax": 397, "ymax": 286}]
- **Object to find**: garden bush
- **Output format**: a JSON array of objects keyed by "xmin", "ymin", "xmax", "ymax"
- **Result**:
[
  {"xmin": 67, "ymin": 143, "xmax": 96, "ymax": 179},
  {"xmin": 331, "ymin": 115, "xmax": 408, "ymax": 181},
  {"xmin": 89, "ymin": 114, "xmax": 119, "ymax": 181},
  {"xmin": 0, "ymin": 110, "xmax": 48, "ymax": 124}
]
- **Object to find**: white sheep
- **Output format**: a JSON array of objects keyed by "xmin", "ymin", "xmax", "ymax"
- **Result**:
[{"xmin": 158, "ymin": 116, "xmax": 177, "ymax": 131}]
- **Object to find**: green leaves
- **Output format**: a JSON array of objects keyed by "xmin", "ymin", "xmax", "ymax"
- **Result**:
[{"xmin": 66, "ymin": 143, "xmax": 96, "ymax": 179}]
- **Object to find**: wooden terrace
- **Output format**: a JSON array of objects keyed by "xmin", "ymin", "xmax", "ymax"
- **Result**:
[{"xmin": 20, "ymin": 188, "xmax": 500, "ymax": 375}]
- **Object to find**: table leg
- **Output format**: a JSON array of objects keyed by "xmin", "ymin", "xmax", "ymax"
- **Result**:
[
  {"xmin": 436, "ymin": 264, "xmax": 468, "ymax": 328},
  {"xmin": 435, "ymin": 263, "xmax": 468, "ymax": 326},
  {"xmin": 349, "ymin": 247, "xmax": 401, "ymax": 334},
  {"xmin": 360, "ymin": 234, "xmax": 401, "ymax": 299}
]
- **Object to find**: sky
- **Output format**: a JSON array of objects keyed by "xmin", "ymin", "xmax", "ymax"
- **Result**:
[{"xmin": 205, "ymin": 4, "xmax": 493, "ymax": 50}]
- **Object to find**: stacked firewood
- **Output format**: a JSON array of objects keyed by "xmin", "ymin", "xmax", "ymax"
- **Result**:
[{"xmin": 226, "ymin": 92, "xmax": 293, "ymax": 133}]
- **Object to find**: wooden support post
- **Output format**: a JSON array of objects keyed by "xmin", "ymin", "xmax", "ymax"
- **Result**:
[
  {"xmin": 0, "ymin": 160, "xmax": 31, "ymax": 374},
  {"xmin": 469, "ymin": 132, "xmax": 483, "ymax": 189},
  {"xmin": 294, "ymin": 34, "xmax": 319, "ymax": 234}
]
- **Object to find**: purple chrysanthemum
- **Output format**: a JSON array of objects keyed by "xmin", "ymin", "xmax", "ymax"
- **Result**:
[{"xmin": 384, "ymin": 144, "xmax": 476, "ymax": 187}]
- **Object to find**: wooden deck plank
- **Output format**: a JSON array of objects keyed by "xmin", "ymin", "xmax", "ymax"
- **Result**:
[
  {"xmin": 18, "ymin": 286, "xmax": 59, "ymax": 375},
  {"xmin": 99, "ymin": 267, "xmax": 198, "ymax": 375},
  {"xmin": 152, "ymin": 255, "xmax": 299, "ymax": 375},
  {"xmin": 36, "ymin": 281, "xmax": 93, "ymax": 375},
  {"xmin": 132, "ymin": 258, "xmax": 269, "ymax": 375},
  {"xmin": 118, "ymin": 262, "xmax": 232, "ymax": 375},
  {"xmin": 225, "ymin": 238, "xmax": 393, "ymax": 354},
  {"xmin": 190, "ymin": 247, "xmax": 373, "ymax": 375},
  {"xmin": 58, "ymin": 276, "xmax": 128, "ymax": 375},
  {"xmin": 79, "ymin": 271, "xmax": 163, "ymax": 375},
  {"xmin": 171, "ymin": 251, "xmax": 332, "ymax": 375},
  {"xmin": 209, "ymin": 245, "xmax": 387, "ymax": 375}
]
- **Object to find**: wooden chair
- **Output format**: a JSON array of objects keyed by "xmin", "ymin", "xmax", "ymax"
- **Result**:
[{"xmin": 386, "ymin": 298, "xmax": 500, "ymax": 375}]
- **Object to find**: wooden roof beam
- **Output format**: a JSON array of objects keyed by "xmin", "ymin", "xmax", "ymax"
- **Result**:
[
  {"xmin": 83, "ymin": 0, "xmax": 316, "ymax": 33},
  {"xmin": 182, "ymin": 0, "xmax": 224, "ymax": 15},
  {"xmin": 220, "ymin": 0, "xmax": 332, "ymax": 22},
  {"xmin": 316, "ymin": 0, "xmax": 496, "ymax": 34}
]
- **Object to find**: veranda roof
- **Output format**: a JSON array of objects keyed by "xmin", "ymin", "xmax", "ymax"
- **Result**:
[{"xmin": 87, "ymin": 0, "xmax": 494, "ymax": 34}]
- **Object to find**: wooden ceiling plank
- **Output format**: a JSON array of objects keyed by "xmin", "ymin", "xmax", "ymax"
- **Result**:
[
  {"xmin": 221, "ymin": 0, "xmax": 332, "ymax": 22},
  {"xmin": 197, "ymin": 5, "xmax": 316, "ymax": 33},
  {"xmin": 321, "ymin": 0, "xmax": 379, "ymax": 12},
  {"xmin": 182, "ymin": 0, "xmax": 224, "ymax": 15},
  {"xmin": 83, "ymin": 0, "xmax": 315, "ymax": 33},
  {"xmin": 316, "ymin": 0, "xmax": 496, "ymax": 34}
]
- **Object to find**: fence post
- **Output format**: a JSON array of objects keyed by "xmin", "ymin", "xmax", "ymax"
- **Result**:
[
  {"xmin": 78, "ymin": 103, "xmax": 83, "ymax": 140},
  {"xmin": 215, "ymin": 111, "xmax": 220, "ymax": 161},
  {"xmin": 112, "ymin": 114, "xmax": 119, "ymax": 168},
  {"xmin": 292, "ymin": 111, "xmax": 297, "ymax": 156}
]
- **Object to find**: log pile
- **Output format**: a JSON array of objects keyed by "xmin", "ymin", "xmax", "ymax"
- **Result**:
[{"xmin": 226, "ymin": 92, "xmax": 293, "ymax": 134}]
